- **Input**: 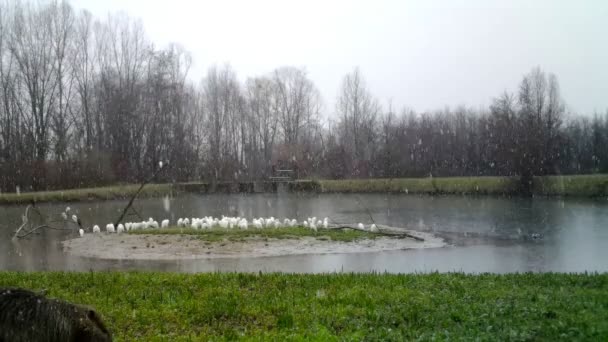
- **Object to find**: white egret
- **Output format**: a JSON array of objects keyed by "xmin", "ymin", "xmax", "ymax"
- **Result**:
[{"xmin": 106, "ymin": 224, "xmax": 115, "ymax": 233}]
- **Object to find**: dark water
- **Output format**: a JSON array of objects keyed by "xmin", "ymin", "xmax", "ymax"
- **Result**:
[{"xmin": 1, "ymin": 193, "xmax": 607, "ymax": 273}]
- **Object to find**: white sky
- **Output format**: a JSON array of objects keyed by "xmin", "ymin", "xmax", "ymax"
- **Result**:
[{"xmin": 71, "ymin": 0, "xmax": 608, "ymax": 116}]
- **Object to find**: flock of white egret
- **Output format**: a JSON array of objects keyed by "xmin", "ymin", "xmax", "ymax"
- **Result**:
[
  {"xmin": 65, "ymin": 210, "xmax": 380, "ymax": 238},
  {"xmin": 64, "ymin": 206, "xmax": 380, "ymax": 238}
]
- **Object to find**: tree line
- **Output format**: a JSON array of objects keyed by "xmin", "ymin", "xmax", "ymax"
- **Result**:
[{"xmin": 0, "ymin": 1, "xmax": 607, "ymax": 193}]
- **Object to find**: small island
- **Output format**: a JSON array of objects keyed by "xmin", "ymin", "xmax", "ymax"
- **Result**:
[{"xmin": 62, "ymin": 217, "xmax": 444, "ymax": 260}]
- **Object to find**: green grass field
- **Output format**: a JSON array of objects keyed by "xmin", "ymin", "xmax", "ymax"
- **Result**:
[
  {"xmin": 0, "ymin": 272, "xmax": 605, "ymax": 341},
  {"xmin": 129, "ymin": 226, "xmax": 380, "ymax": 243}
]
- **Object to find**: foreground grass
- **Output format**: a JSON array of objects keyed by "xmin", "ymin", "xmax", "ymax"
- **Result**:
[
  {"xmin": 0, "ymin": 183, "xmax": 175, "ymax": 205},
  {"xmin": 129, "ymin": 226, "xmax": 379, "ymax": 242},
  {"xmin": 319, "ymin": 174, "xmax": 608, "ymax": 197},
  {"xmin": 0, "ymin": 272, "xmax": 606, "ymax": 341}
]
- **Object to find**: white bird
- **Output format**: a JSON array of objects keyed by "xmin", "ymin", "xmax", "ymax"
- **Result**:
[
  {"xmin": 273, "ymin": 220, "xmax": 280, "ymax": 229},
  {"xmin": 93, "ymin": 225, "xmax": 100, "ymax": 233},
  {"xmin": 238, "ymin": 219, "xmax": 248, "ymax": 230},
  {"xmin": 79, "ymin": 229, "xmax": 84, "ymax": 237},
  {"xmin": 125, "ymin": 222, "xmax": 132, "ymax": 231},
  {"xmin": 177, "ymin": 218, "xmax": 183, "ymax": 227},
  {"xmin": 65, "ymin": 206, "xmax": 71, "ymax": 212},
  {"xmin": 161, "ymin": 219, "xmax": 169, "ymax": 228},
  {"xmin": 370, "ymin": 224, "xmax": 378, "ymax": 232},
  {"xmin": 117, "ymin": 224, "xmax": 125, "ymax": 234},
  {"xmin": 323, "ymin": 217, "xmax": 328, "ymax": 229},
  {"xmin": 303, "ymin": 220, "xmax": 309, "ymax": 228},
  {"xmin": 61, "ymin": 212, "xmax": 68, "ymax": 220},
  {"xmin": 357, "ymin": 223, "xmax": 365, "ymax": 230},
  {"xmin": 151, "ymin": 221, "xmax": 159, "ymax": 229},
  {"xmin": 183, "ymin": 218, "xmax": 190, "ymax": 226},
  {"xmin": 71, "ymin": 214, "xmax": 78, "ymax": 224},
  {"xmin": 290, "ymin": 219, "xmax": 298, "ymax": 227},
  {"xmin": 194, "ymin": 219, "xmax": 203, "ymax": 229},
  {"xmin": 310, "ymin": 220, "xmax": 317, "ymax": 231},
  {"xmin": 283, "ymin": 218, "xmax": 290, "ymax": 226},
  {"xmin": 159, "ymin": 161, "xmax": 163, "ymax": 169},
  {"xmin": 106, "ymin": 223, "xmax": 115, "ymax": 233}
]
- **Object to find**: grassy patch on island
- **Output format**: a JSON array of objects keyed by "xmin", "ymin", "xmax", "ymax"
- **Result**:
[
  {"xmin": 0, "ymin": 272, "xmax": 606, "ymax": 341},
  {"xmin": 129, "ymin": 226, "xmax": 379, "ymax": 243}
]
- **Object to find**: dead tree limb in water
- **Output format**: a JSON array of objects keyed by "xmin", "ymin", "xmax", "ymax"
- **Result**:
[
  {"xmin": 328, "ymin": 224, "xmax": 425, "ymax": 241},
  {"xmin": 113, "ymin": 163, "xmax": 168, "ymax": 227},
  {"xmin": 12, "ymin": 205, "xmax": 33, "ymax": 239},
  {"xmin": 12, "ymin": 205, "xmax": 73, "ymax": 240}
]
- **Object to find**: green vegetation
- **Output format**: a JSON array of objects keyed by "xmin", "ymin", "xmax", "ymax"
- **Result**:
[
  {"xmin": 1, "ymin": 174, "xmax": 606, "ymax": 205},
  {"xmin": 0, "ymin": 272, "xmax": 606, "ymax": 341},
  {"xmin": 0, "ymin": 184, "xmax": 176, "ymax": 205},
  {"xmin": 534, "ymin": 174, "xmax": 608, "ymax": 197},
  {"xmin": 319, "ymin": 176, "xmax": 518, "ymax": 195},
  {"xmin": 320, "ymin": 174, "xmax": 608, "ymax": 197},
  {"xmin": 130, "ymin": 226, "xmax": 379, "ymax": 243}
]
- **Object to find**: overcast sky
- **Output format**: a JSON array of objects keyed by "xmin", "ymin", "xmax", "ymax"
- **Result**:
[{"xmin": 71, "ymin": 0, "xmax": 608, "ymax": 116}]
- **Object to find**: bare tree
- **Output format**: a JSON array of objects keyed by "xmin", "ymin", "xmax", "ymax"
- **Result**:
[{"xmin": 336, "ymin": 67, "xmax": 381, "ymax": 176}]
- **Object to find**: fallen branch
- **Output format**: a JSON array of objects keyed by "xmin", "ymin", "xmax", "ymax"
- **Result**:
[
  {"xmin": 12, "ymin": 205, "xmax": 73, "ymax": 240},
  {"xmin": 113, "ymin": 163, "xmax": 168, "ymax": 227},
  {"xmin": 14, "ymin": 225, "xmax": 70, "ymax": 239},
  {"xmin": 12, "ymin": 205, "xmax": 32, "ymax": 239},
  {"xmin": 327, "ymin": 224, "xmax": 425, "ymax": 241}
]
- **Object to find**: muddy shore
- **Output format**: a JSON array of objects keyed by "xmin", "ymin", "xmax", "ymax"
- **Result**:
[{"xmin": 62, "ymin": 231, "xmax": 445, "ymax": 260}]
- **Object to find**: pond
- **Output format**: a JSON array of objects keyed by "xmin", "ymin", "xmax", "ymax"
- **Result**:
[{"xmin": 1, "ymin": 193, "xmax": 607, "ymax": 273}]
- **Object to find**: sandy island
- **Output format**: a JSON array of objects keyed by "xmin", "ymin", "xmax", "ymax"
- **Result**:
[{"xmin": 62, "ymin": 230, "xmax": 445, "ymax": 260}]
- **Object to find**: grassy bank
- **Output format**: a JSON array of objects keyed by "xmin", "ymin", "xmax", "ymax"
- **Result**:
[
  {"xmin": 0, "ymin": 272, "xmax": 606, "ymax": 341},
  {"xmin": 0, "ymin": 183, "xmax": 175, "ymax": 205},
  {"xmin": 1, "ymin": 174, "xmax": 606, "ymax": 205},
  {"xmin": 319, "ymin": 176, "xmax": 517, "ymax": 195},
  {"xmin": 534, "ymin": 174, "xmax": 608, "ymax": 197},
  {"xmin": 319, "ymin": 174, "xmax": 608, "ymax": 197},
  {"xmin": 129, "ymin": 226, "xmax": 380, "ymax": 242}
]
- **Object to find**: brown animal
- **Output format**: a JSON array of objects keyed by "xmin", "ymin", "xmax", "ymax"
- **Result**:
[{"xmin": 0, "ymin": 288, "xmax": 112, "ymax": 342}]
